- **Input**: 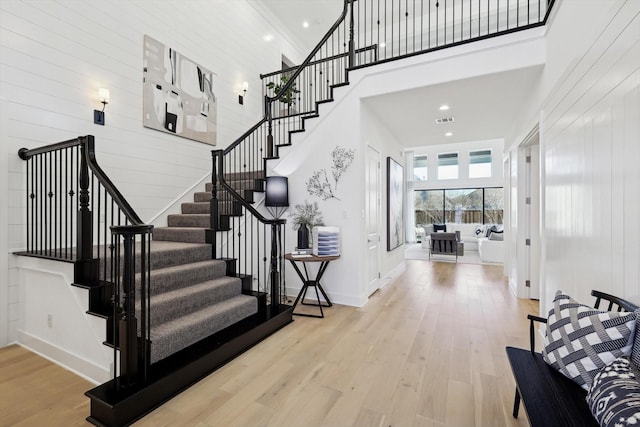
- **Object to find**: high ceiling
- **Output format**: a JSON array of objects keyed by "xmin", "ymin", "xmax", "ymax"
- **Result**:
[
  {"xmin": 259, "ymin": 0, "xmax": 343, "ymax": 51},
  {"xmin": 259, "ymin": 0, "xmax": 542, "ymax": 150},
  {"xmin": 361, "ymin": 66, "xmax": 542, "ymax": 149}
]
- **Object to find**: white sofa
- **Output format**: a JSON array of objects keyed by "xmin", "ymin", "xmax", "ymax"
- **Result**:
[
  {"xmin": 478, "ymin": 237, "xmax": 504, "ymax": 263},
  {"xmin": 421, "ymin": 223, "xmax": 489, "ymax": 251}
]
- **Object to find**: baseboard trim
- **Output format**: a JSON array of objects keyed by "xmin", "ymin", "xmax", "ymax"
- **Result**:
[
  {"xmin": 18, "ymin": 330, "xmax": 108, "ymax": 385},
  {"xmin": 381, "ymin": 261, "xmax": 406, "ymax": 289}
]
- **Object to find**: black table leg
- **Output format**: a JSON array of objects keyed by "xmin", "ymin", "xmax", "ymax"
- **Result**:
[{"xmin": 288, "ymin": 259, "xmax": 333, "ymax": 318}]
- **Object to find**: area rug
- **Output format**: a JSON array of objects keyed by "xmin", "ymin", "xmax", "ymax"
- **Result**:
[{"xmin": 404, "ymin": 243, "xmax": 499, "ymax": 265}]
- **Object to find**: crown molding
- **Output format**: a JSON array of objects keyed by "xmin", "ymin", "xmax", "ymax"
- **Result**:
[{"xmin": 248, "ymin": 0, "xmax": 309, "ymax": 59}]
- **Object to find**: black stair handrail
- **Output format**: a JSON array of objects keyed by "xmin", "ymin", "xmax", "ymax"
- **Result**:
[
  {"xmin": 261, "ymin": 0, "xmax": 557, "ymax": 79},
  {"xmin": 19, "ymin": 135, "xmax": 143, "ymax": 226},
  {"xmin": 264, "ymin": 0, "xmax": 351, "ymax": 107}
]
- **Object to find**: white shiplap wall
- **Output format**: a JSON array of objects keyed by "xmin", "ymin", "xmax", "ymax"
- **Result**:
[
  {"xmin": 540, "ymin": 1, "xmax": 640, "ymax": 314},
  {"xmin": 0, "ymin": 0, "xmax": 310, "ymax": 345}
]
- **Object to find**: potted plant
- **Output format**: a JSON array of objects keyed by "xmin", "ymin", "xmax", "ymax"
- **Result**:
[
  {"xmin": 266, "ymin": 74, "xmax": 300, "ymax": 114},
  {"xmin": 291, "ymin": 201, "xmax": 324, "ymax": 249}
]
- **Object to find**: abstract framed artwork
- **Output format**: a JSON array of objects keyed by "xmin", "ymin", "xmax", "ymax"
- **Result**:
[
  {"xmin": 143, "ymin": 35, "xmax": 217, "ymax": 145},
  {"xmin": 387, "ymin": 156, "xmax": 404, "ymax": 251}
]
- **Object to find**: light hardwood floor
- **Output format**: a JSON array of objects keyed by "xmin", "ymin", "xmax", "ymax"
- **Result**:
[{"xmin": 0, "ymin": 260, "xmax": 538, "ymax": 427}]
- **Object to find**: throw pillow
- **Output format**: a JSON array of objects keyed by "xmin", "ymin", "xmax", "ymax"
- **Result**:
[
  {"xmin": 631, "ymin": 309, "xmax": 640, "ymax": 369},
  {"xmin": 542, "ymin": 291, "xmax": 637, "ymax": 390},
  {"xmin": 433, "ymin": 223, "xmax": 447, "ymax": 233},
  {"xmin": 587, "ymin": 357, "xmax": 640, "ymax": 427},
  {"xmin": 486, "ymin": 225, "xmax": 498, "ymax": 237},
  {"xmin": 488, "ymin": 232, "xmax": 504, "ymax": 241}
]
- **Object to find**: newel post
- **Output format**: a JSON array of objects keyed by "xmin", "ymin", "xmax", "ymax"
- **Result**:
[
  {"xmin": 206, "ymin": 150, "xmax": 222, "ymax": 258},
  {"xmin": 266, "ymin": 95, "xmax": 274, "ymax": 158},
  {"xmin": 75, "ymin": 136, "xmax": 98, "ymax": 284},
  {"xmin": 270, "ymin": 221, "xmax": 281, "ymax": 308},
  {"xmin": 119, "ymin": 231, "xmax": 138, "ymax": 388},
  {"xmin": 348, "ymin": 0, "xmax": 355, "ymax": 68}
]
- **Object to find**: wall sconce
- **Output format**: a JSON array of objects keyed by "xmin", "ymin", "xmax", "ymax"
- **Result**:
[
  {"xmin": 238, "ymin": 81, "xmax": 248, "ymax": 105},
  {"xmin": 94, "ymin": 88, "xmax": 110, "ymax": 125},
  {"xmin": 265, "ymin": 176, "xmax": 289, "ymax": 218}
]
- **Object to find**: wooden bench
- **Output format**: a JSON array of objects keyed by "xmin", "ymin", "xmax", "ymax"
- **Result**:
[{"xmin": 506, "ymin": 290, "xmax": 639, "ymax": 427}]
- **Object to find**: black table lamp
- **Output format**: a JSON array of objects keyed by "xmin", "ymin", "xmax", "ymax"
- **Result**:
[{"xmin": 265, "ymin": 176, "xmax": 288, "ymax": 218}]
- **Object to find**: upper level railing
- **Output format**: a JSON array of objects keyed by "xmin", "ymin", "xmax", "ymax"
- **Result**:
[{"xmin": 262, "ymin": 0, "xmax": 555, "ymax": 97}]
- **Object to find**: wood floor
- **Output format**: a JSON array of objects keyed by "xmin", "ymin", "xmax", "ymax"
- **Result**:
[{"xmin": 0, "ymin": 260, "xmax": 538, "ymax": 427}]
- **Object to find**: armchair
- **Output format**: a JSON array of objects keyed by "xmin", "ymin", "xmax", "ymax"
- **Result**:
[{"xmin": 429, "ymin": 231, "xmax": 462, "ymax": 262}]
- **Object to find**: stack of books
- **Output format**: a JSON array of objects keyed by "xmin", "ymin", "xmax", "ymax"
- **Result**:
[{"xmin": 312, "ymin": 226, "xmax": 340, "ymax": 256}]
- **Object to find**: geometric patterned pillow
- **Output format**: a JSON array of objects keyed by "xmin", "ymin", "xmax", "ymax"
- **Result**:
[
  {"xmin": 629, "ymin": 309, "xmax": 640, "ymax": 369},
  {"xmin": 587, "ymin": 357, "xmax": 640, "ymax": 427},
  {"xmin": 542, "ymin": 291, "xmax": 637, "ymax": 390}
]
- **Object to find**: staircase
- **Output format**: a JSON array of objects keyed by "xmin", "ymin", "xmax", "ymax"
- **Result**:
[
  {"xmin": 15, "ymin": 1, "xmax": 556, "ymax": 425},
  {"xmin": 83, "ymin": 170, "xmax": 289, "ymax": 426}
]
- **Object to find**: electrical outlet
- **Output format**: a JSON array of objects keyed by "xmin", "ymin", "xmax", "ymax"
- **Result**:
[{"xmin": 47, "ymin": 314, "xmax": 53, "ymax": 328}]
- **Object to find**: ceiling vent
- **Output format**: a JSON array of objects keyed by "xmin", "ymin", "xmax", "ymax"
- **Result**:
[{"xmin": 435, "ymin": 117, "xmax": 455, "ymax": 124}]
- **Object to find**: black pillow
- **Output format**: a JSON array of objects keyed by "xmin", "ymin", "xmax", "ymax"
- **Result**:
[
  {"xmin": 486, "ymin": 225, "xmax": 503, "ymax": 238},
  {"xmin": 433, "ymin": 223, "xmax": 447, "ymax": 233}
]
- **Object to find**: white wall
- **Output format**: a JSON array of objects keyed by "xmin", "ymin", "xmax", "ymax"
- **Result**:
[
  {"xmin": 535, "ymin": 1, "xmax": 640, "ymax": 314},
  {"xmin": 0, "ymin": 0, "xmax": 306, "ymax": 351},
  {"xmin": 272, "ymin": 28, "xmax": 546, "ymax": 306}
]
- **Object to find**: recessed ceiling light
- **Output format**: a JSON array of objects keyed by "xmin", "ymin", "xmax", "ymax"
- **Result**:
[
  {"xmin": 380, "ymin": 42, "xmax": 386, "ymax": 48},
  {"xmin": 302, "ymin": 21, "xmax": 309, "ymax": 28},
  {"xmin": 445, "ymin": 132, "xmax": 453, "ymax": 137},
  {"xmin": 439, "ymin": 104, "xmax": 450, "ymax": 111},
  {"xmin": 263, "ymin": 34, "xmax": 274, "ymax": 42}
]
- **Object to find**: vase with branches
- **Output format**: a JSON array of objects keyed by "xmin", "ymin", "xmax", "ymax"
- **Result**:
[{"xmin": 291, "ymin": 201, "xmax": 324, "ymax": 249}]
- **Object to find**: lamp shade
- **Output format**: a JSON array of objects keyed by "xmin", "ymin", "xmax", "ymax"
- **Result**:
[
  {"xmin": 265, "ymin": 176, "xmax": 289, "ymax": 207},
  {"xmin": 98, "ymin": 88, "xmax": 110, "ymax": 103}
]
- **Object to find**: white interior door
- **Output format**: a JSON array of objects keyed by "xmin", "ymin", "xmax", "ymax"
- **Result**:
[
  {"xmin": 366, "ymin": 145, "xmax": 381, "ymax": 296},
  {"xmin": 527, "ymin": 144, "xmax": 541, "ymax": 299}
]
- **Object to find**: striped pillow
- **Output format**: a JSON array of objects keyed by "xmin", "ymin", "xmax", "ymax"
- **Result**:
[{"xmin": 542, "ymin": 291, "xmax": 637, "ymax": 390}]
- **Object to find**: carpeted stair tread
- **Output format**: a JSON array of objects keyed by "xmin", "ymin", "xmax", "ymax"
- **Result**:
[
  {"xmin": 205, "ymin": 179, "xmax": 258, "ymax": 193},
  {"xmin": 181, "ymin": 202, "xmax": 210, "ymax": 214},
  {"xmin": 143, "ymin": 259, "xmax": 228, "ymax": 294},
  {"xmin": 194, "ymin": 192, "xmax": 215, "ymax": 203},
  {"xmin": 153, "ymin": 227, "xmax": 206, "ymax": 243},
  {"xmin": 223, "ymin": 170, "xmax": 264, "ymax": 181},
  {"xmin": 147, "ymin": 241, "xmax": 211, "ymax": 268},
  {"xmin": 150, "ymin": 294, "xmax": 258, "ymax": 363},
  {"xmin": 97, "ymin": 241, "xmax": 212, "ymax": 277},
  {"xmin": 143, "ymin": 276, "xmax": 243, "ymax": 326},
  {"xmin": 167, "ymin": 214, "xmax": 210, "ymax": 228},
  {"xmin": 194, "ymin": 192, "xmax": 254, "ymax": 204}
]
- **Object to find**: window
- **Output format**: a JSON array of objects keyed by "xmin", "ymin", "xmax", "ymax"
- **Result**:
[
  {"xmin": 484, "ymin": 188, "xmax": 504, "ymax": 224},
  {"xmin": 414, "ymin": 190, "xmax": 444, "ymax": 225},
  {"xmin": 413, "ymin": 155, "xmax": 428, "ymax": 180},
  {"xmin": 414, "ymin": 187, "xmax": 503, "ymax": 226},
  {"xmin": 469, "ymin": 150, "xmax": 492, "ymax": 178},
  {"xmin": 438, "ymin": 153, "xmax": 458, "ymax": 179},
  {"xmin": 445, "ymin": 189, "xmax": 482, "ymax": 223}
]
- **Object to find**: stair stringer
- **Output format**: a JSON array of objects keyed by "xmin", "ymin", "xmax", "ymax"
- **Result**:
[{"xmin": 12, "ymin": 255, "xmax": 112, "ymax": 384}]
